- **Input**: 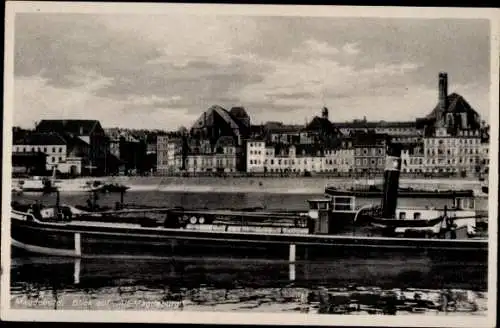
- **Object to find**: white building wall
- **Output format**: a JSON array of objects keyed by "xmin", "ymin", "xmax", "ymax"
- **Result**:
[
  {"xmin": 13, "ymin": 144, "xmax": 68, "ymax": 172},
  {"xmin": 246, "ymin": 141, "xmax": 266, "ymax": 172}
]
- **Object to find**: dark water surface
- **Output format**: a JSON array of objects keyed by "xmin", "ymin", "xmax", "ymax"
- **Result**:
[{"xmin": 10, "ymin": 190, "xmax": 489, "ymax": 314}]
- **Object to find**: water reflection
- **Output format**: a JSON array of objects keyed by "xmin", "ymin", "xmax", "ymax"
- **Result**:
[{"xmin": 10, "ymin": 256, "xmax": 487, "ymax": 314}]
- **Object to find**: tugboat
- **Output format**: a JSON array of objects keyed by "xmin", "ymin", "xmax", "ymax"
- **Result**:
[{"xmin": 10, "ymin": 143, "xmax": 487, "ymax": 260}]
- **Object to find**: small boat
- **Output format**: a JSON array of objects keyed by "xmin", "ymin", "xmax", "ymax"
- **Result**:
[
  {"xmin": 14, "ymin": 176, "xmax": 58, "ymax": 193},
  {"xmin": 100, "ymin": 183, "xmax": 130, "ymax": 193}
]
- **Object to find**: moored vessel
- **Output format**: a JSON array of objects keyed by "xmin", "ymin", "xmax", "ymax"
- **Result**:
[{"xmin": 10, "ymin": 143, "xmax": 488, "ymax": 261}]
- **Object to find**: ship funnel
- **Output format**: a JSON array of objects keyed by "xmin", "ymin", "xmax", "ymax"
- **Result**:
[{"xmin": 381, "ymin": 143, "xmax": 403, "ymax": 218}]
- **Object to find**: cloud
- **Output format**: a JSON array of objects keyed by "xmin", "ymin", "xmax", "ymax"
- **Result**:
[{"xmin": 12, "ymin": 14, "xmax": 491, "ymax": 129}]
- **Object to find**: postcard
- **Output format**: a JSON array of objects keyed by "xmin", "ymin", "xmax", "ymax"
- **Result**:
[{"xmin": 1, "ymin": 2, "xmax": 498, "ymax": 327}]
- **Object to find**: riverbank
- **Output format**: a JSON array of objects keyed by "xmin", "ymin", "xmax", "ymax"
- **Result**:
[{"xmin": 12, "ymin": 176, "xmax": 485, "ymax": 195}]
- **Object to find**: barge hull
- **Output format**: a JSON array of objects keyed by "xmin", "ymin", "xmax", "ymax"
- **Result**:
[{"xmin": 12, "ymin": 220, "xmax": 488, "ymax": 263}]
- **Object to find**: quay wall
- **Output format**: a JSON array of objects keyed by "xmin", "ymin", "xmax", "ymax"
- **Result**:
[{"xmin": 21, "ymin": 176, "xmax": 484, "ymax": 194}]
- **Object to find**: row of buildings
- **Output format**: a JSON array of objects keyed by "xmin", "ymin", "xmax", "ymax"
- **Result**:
[
  {"xmin": 156, "ymin": 73, "xmax": 490, "ymax": 177},
  {"xmin": 11, "ymin": 73, "xmax": 490, "ymax": 178},
  {"xmin": 12, "ymin": 121, "xmax": 162, "ymax": 177}
]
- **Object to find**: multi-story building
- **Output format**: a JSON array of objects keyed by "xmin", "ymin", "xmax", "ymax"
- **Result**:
[
  {"xmin": 324, "ymin": 138, "xmax": 354, "ymax": 173},
  {"xmin": 35, "ymin": 120, "xmax": 109, "ymax": 175},
  {"xmin": 246, "ymin": 140, "xmax": 266, "ymax": 173},
  {"xmin": 12, "ymin": 132, "xmax": 83, "ymax": 175},
  {"xmin": 156, "ymin": 135, "xmax": 183, "ymax": 175},
  {"xmin": 184, "ymin": 136, "xmax": 240, "ymax": 173},
  {"xmin": 419, "ymin": 73, "xmax": 483, "ymax": 177},
  {"xmin": 401, "ymin": 143, "xmax": 425, "ymax": 174},
  {"xmin": 245, "ymin": 138, "xmax": 354, "ymax": 175},
  {"xmin": 263, "ymin": 144, "xmax": 325, "ymax": 174},
  {"xmin": 334, "ymin": 119, "xmax": 418, "ymax": 136},
  {"xmin": 352, "ymin": 132, "xmax": 388, "ymax": 174},
  {"xmin": 479, "ymin": 141, "xmax": 490, "ymax": 175}
]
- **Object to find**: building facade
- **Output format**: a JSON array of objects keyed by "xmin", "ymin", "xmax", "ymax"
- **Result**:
[
  {"xmin": 419, "ymin": 73, "xmax": 483, "ymax": 177},
  {"xmin": 246, "ymin": 140, "xmax": 266, "ymax": 173},
  {"xmin": 352, "ymin": 132, "xmax": 388, "ymax": 174},
  {"xmin": 12, "ymin": 132, "xmax": 83, "ymax": 175},
  {"xmin": 401, "ymin": 144, "xmax": 425, "ymax": 173},
  {"xmin": 35, "ymin": 120, "xmax": 109, "ymax": 175}
]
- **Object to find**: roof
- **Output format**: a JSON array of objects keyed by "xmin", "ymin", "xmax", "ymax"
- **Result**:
[
  {"xmin": 215, "ymin": 136, "xmax": 236, "ymax": 147},
  {"xmin": 36, "ymin": 119, "xmax": 101, "ymax": 135},
  {"xmin": 420, "ymin": 93, "xmax": 482, "ymax": 136},
  {"xmin": 305, "ymin": 116, "xmax": 337, "ymax": 132},
  {"xmin": 229, "ymin": 107, "xmax": 249, "ymax": 119},
  {"xmin": 426, "ymin": 93, "xmax": 480, "ymax": 120},
  {"xmin": 352, "ymin": 131, "xmax": 388, "ymax": 146},
  {"xmin": 264, "ymin": 122, "xmax": 304, "ymax": 133},
  {"xmin": 333, "ymin": 120, "xmax": 416, "ymax": 129},
  {"xmin": 191, "ymin": 105, "xmax": 242, "ymax": 137},
  {"xmin": 14, "ymin": 132, "xmax": 67, "ymax": 146}
]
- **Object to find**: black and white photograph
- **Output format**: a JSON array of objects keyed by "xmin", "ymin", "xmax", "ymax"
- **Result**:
[{"xmin": 1, "ymin": 2, "xmax": 498, "ymax": 327}]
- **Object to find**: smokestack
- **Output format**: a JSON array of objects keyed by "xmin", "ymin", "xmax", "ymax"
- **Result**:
[
  {"xmin": 381, "ymin": 143, "xmax": 402, "ymax": 219},
  {"xmin": 439, "ymin": 72, "xmax": 448, "ymax": 111}
]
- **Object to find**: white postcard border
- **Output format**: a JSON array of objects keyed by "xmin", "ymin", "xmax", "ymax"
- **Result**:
[{"xmin": 2, "ymin": 2, "xmax": 499, "ymax": 327}]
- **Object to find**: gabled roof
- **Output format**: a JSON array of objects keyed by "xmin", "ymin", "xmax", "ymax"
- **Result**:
[
  {"xmin": 36, "ymin": 120, "xmax": 101, "ymax": 135},
  {"xmin": 14, "ymin": 132, "xmax": 67, "ymax": 146},
  {"xmin": 191, "ymin": 105, "xmax": 242, "ymax": 137},
  {"xmin": 426, "ymin": 93, "xmax": 480, "ymax": 120}
]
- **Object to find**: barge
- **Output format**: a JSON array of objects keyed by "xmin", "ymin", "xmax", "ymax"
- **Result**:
[
  {"xmin": 11, "ymin": 144, "xmax": 488, "ymax": 262},
  {"xmin": 325, "ymin": 185, "xmax": 474, "ymax": 199}
]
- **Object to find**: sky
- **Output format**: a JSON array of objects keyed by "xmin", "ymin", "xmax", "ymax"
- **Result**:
[{"xmin": 12, "ymin": 13, "xmax": 492, "ymax": 130}]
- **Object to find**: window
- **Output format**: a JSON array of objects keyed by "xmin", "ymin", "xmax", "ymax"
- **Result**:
[
  {"xmin": 59, "ymin": 157, "xmax": 62, "ymax": 162},
  {"xmin": 356, "ymin": 159, "xmax": 360, "ymax": 165},
  {"xmin": 363, "ymin": 159, "xmax": 367, "ymax": 166},
  {"xmin": 44, "ymin": 147, "xmax": 47, "ymax": 152},
  {"xmin": 399, "ymin": 212, "xmax": 406, "ymax": 220},
  {"xmin": 52, "ymin": 147, "xmax": 56, "ymax": 152},
  {"xmin": 52, "ymin": 157, "xmax": 56, "ymax": 163},
  {"xmin": 414, "ymin": 212, "xmax": 421, "ymax": 220},
  {"xmin": 271, "ymin": 159, "xmax": 274, "ymax": 165}
]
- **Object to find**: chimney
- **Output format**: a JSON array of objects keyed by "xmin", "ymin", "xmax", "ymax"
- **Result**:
[
  {"xmin": 439, "ymin": 72, "xmax": 448, "ymax": 111},
  {"xmin": 381, "ymin": 143, "xmax": 402, "ymax": 219}
]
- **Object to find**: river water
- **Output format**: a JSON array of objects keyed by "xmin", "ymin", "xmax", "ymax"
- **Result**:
[{"xmin": 9, "ymin": 189, "xmax": 489, "ymax": 315}]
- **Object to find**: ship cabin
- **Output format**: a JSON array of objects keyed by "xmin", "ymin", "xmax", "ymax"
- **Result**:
[
  {"xmin": 392, "ymin": 196, "xmax": 477, "ymax": 236},
  {"xmin": 307, "ymin": 196, "xmax": 357, "ymax": 234},
  {"xmin": 394, "ymin": 196, "xmax": 476, "ymax": 221}
]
